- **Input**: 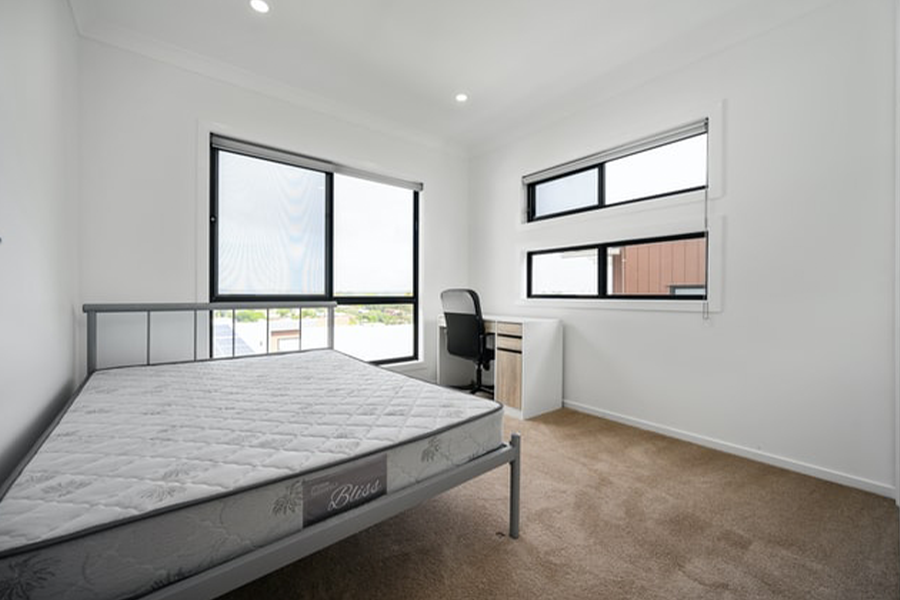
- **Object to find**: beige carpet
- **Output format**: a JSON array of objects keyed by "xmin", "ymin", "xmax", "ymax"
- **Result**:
[{"xmin": 218, "ymin": 409, "xmax": 899, "ymax": 599}]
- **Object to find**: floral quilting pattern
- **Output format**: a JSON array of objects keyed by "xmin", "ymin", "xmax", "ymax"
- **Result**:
[
  {"xmin": 272, "ymin": 481, "xmax": 304, "ymax": 516},
  {"xmin": 0, "ymin": 555, "xmax": 57, "ymax": 600},
  {"xmin": 39, "ymin": 479, "xmax": 91, "ymax": 499},
  {"xmin": 140, "ymin": 484, "xmax": 187, "ymax": 503},
  {"xmin": 421, "ymin": 437, "xmax": 442, "ymax": 463}
]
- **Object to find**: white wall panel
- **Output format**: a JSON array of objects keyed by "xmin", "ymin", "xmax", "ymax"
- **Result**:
[
  {"xmin": 468, "ymin": 0, "xmax": 897, "ymax": 495},
  {"xmin": 0, "ymin": 0, "xmax": 80, "ymax": 483}
]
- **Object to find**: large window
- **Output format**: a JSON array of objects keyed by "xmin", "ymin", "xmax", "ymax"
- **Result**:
[
  {"xmin": 528, "ymin": 233, "xmax": 707, "ymax": 300},
  {"xmin": 525, "ymin": 121, "xmax": 708, "ymax": 222},
  {"xmin": 210, "ymin": 135, "xmax": 420, "ymax": 364}
]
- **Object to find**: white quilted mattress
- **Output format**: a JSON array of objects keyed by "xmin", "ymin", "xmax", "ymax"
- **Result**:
[{"xmin": 0, "ymin": 350, "xmax": 502, "ymax": 600}]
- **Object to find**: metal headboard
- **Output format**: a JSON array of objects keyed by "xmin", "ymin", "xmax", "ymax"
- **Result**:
[{"xmin": 83, "ymin": 302, "xmax": 338, "ymax": 374}]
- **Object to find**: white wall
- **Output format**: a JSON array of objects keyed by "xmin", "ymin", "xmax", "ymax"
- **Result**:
[
  {"xmin": 78, "ymin": 38, "xmax": 470, "ymax": 380},
  {"xmin": 0, "ymin": 0, "xmax": 80, "ymax": 483},
  {"xmin": 468, "ymin": 0, "xmax": 897, "ymax": 495},
  {"xmin": 16, "ymin": 0, "xmax": 894, "ymax": 499}
]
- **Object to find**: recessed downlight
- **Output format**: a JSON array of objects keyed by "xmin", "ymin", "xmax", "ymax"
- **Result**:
[
  {"xmin": 455, "ymin": 93, "xmax": 469, "ymax": 103},
  {"xmin": 250, "ymin": 0, "xmax": 270, "ymax": 14}
]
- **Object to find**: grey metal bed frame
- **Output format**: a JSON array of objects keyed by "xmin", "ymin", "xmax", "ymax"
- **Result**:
[
  {"xmin": 80, "ymin": 302, "xmax": 521, "ymax": 600},
  {"xmin": 84, "ymin": 301, "xmax": 340, "ymax": 374}
]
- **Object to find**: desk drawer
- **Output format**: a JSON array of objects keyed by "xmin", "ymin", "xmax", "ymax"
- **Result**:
[
  {"xmin": 497, "ymin": 322, "xmax": 522, "ymax": 336},
  {"xmin": 497, "ymin": 335, "xmax": 522, "ymax": 351}
]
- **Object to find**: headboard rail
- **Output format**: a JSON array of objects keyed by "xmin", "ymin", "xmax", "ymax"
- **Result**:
[{"xmin": 83, "ymin": 302, "xmax": 338, "ymax": 374}]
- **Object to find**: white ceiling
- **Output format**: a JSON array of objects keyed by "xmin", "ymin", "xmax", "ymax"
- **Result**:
[{"xmin": 68, "ymin": 0, "xmax": 834, "ymax": 151}]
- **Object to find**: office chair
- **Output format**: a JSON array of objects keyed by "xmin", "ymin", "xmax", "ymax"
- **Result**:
[{"xmin": 440, "ymin": 288, "xmax": 494, "ymax": 396}]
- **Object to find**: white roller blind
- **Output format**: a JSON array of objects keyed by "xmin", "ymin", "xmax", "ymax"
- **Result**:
[
  {"xmin": 211, "ymin": 134, "xmax": 424, "ymax": 192},
  {"xmin": 523, "ymin": 119, "xmax": 708, "ymax": 186}
]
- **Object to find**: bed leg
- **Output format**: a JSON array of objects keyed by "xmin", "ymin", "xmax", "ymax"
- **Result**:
[
  {"xmin": 86, "ymin": 311, "xmax": 97, "ymax": 375},
  {"xmin": 509, "ymin": 432, "xmax": 521, "ymax": 539}
]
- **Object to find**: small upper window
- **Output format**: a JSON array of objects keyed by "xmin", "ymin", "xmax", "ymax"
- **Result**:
[{"xmin": 524, "ymin": 121, "xmax": 708, "ymax": 222}]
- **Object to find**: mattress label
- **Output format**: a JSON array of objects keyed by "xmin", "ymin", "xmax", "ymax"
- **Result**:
[{"xmin": 303, "ymin": 454, "xmax": 387, "ymax": 527}]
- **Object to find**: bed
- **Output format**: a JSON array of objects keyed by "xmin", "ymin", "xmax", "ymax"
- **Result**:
[{"xmin": 0, "ymin": 303, "xmax": 521, "ymax": 600}]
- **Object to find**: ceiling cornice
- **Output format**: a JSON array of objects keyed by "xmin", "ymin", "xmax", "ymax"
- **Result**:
[
  {"xmin": 68, "ymin": 2, "xmax": 467, "ymax": 158},
  {"xmin": 67, "ymin": 0, "xmax": 842, "ymax": 159},
  {"xmin": 468, "ymin": 0, "xmax": 843, "ymax": 157}
]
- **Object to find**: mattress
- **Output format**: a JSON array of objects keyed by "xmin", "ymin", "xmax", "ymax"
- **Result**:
[{"xmin": 0, "ymin": 350, "xmax": 503, "ymax": 600}]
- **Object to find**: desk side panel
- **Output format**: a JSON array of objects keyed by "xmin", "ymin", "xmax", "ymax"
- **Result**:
[{"xmin": 521, "ymin": 320, "xmax": 564, "ymax": 419}]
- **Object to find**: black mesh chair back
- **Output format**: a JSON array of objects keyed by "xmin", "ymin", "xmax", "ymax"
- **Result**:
[{"xmin": 441, "ymin": 288, "xmax": 493, "ymax": 394}]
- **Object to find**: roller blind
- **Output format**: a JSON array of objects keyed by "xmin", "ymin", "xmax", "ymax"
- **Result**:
[
  {"xmin": 522, "ymin": 119, "xmax": 708, "ymax": 186},
  {"xmin": 211, "ymin": 134, "xmax": 424, "ymax": 192}
]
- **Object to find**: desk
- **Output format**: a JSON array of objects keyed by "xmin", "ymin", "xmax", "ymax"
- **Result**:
[{"xmin": 437, "ymin": 314, "xmax": 563, "ymax": 419}]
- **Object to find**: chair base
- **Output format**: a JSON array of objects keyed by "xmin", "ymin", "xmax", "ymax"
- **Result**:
[
  {"xmin": 468, "ymin": 382, "xmax": 494, "ymax": 397},
  {"xmin": 445, "ymin": 363, "xmax": 493, "ymax": 398},
  {"xmin": 448, "ymin": 382, "xmax": 493, "ymax": 396},
  {"xmin": 470, "ymin": 364, "xmax": 493, "ymax": 397}
]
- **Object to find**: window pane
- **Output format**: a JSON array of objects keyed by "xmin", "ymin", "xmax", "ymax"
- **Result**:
[
  {"xmin": 605, "ymin": 134, "xmax": 707, "ymax": 205},
  {"xmin": 532, "ymin": 169, "xmax": 598, "ymax": 219},
  {"xmin": 530, "ymin": 249, "xmax": 598, "ymax": 296},
  {"xmin": 217, "ymin": 151, "xmax": 326, "ymax": 295},
  {"xmin": 212, "ymin": 309, "xmax": 269, "ymax": 357},
  {"xmin": 268, "ymin": 308, "xmax": 300, "ymax": 352},
  {"xmin": 334, "ymin": 175, "xmax": 414, "ymax": 297},
  {"xmin": 300, "ymin": 307, "xmax": 330, "ymax": 350},
  {"xmin": 334, "ymin": 304, "xmax": 414, "ymax": 361},
  {"xmin": 607, "ymin": 237, "xmax": 706, "ymax": 297}
]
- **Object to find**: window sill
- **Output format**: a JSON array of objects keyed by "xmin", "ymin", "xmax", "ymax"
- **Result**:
[
  {"xmin": 516, "ymin": 297, "xmax": 720, "ymax": 313},
  {"xmin": 384, "ymin": 359, "xmax": 427, "ymax": 375}
]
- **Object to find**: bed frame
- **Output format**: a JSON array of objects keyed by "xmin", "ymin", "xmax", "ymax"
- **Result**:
[{"xmin": 81, "ymin": 302, "xmax": 521, "ymax": 600}]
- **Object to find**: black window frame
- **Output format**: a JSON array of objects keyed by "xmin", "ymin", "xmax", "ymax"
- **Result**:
[
  {"xmin": 525, "ymin": 125, "xmax": 708, "ymax": 223},
  {"xmin": 209, "ymin": 135, "xmax": 420, "ymax": 365},
  {"xmin": 527, "ymin": 164, "xmax": 604, "ymax": 222},
  {"xmin": 527, "ymin": 232, "xmax": 708, "ymax": 301}
]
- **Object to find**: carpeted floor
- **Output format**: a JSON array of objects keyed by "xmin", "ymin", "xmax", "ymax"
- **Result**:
[{"xmin": 218, "ymin": 409, "xmax": 899, "ymax": 599}]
